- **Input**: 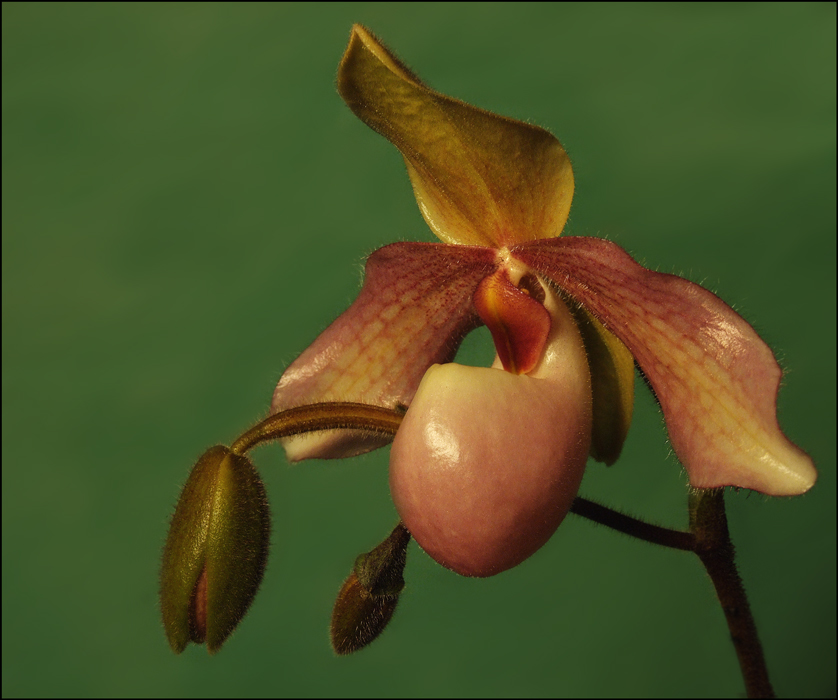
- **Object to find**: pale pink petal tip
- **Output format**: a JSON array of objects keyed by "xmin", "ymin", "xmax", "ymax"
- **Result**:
[{"xmin": 515, "ymin": 236, "xmax": 817, "ymax": 497}]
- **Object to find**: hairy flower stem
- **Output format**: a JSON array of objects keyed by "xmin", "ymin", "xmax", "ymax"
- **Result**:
[
  {"xmin": 689, "ymin": 488, "xmax": 774, "ymax": 699},
  {"xmin": 230, "ymin": 403, "xmax": 404, "ymax": 455},
  {"xmin": 569, "ymin": 498, "xmax": 695, "ymax": 550},
  {"xmin": 573, "ymin": 490, "xmax": 773, "ymax": 698},
  {"xmin": 228, "ymin": 403, "xmax": 772, "ymax": 696}
]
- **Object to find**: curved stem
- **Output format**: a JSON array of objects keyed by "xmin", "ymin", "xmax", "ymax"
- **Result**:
[
  {"xmin": 569, "ymin": 497, "xmax": 695, "ymax": 551},
  {"xmin": 689, "ymin": 488, "xmax": 774, "ymax": 698},
  {"xmin": 230, "ymin": 402, "xmax": 403, "ymax": 454}
]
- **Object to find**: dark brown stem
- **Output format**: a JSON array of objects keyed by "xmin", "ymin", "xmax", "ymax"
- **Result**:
[
  {"xmin": 689, "ymin": 488, "xmax": 774, "ymax": 699},
  {"xmin": 570, "ymin": 497, "xmax": 695, "ymax": 551}
]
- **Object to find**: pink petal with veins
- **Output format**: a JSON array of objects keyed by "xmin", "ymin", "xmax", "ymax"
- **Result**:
[
  {"xmin": 513, "ymin": 236, "xmax": 816, "ymax": 496},
  {"xmin": 272, "ymin": 241, "xmax": 496, "ymax": 461}
]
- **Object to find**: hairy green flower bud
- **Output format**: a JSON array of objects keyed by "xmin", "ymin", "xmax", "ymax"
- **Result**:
[
  {"xmin": 330, "ymin": 523, "xmax": 410, "ymax": 655},
  {"xmin": 160, "ymin": 445, "xmax": 270, "ymax": 654}
]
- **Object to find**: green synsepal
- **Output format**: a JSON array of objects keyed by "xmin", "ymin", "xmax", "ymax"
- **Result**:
[{"xmin": 569, "ymin": 305, "xmax": 635, "ymax": 465}]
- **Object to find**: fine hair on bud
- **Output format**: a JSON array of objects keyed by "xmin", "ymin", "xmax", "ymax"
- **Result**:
[
  {"xmin": 160, "ymin": 445, "xmax": 271, "ymax": 654},
  {"xmin": 330, "ymin": 524, "xmax": 410, "ymax": 654},
  {"xmin": 330, "ymin": 572, "xmax": 399, "ymax": 655}
]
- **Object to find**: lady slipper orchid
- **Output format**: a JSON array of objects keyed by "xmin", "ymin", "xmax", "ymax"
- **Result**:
[{"xmin": 272, "ymin": 25, "xmax": 816, "ymax": 577}]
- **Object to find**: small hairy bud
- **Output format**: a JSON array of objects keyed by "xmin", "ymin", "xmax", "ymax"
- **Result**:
[
  {"xmin": 330, "ymin": 524, "xmax": 410, "ymax": 654},
  {"xmin": 160, "ymin": 445, "xmax": 270, "ymax": 654}
]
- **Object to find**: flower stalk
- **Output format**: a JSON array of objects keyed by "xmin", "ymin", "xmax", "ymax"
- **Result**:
[
  {"xmin": 569, "ymin": 497, "xmax": 695, "ymax": 551},
  {"xmin": 689, "ymin": 489, "xmax": 774, "ymax": 699},
  {"xmin": 230, "ymin": 403, "xmax": 404, "ymax": 455}
]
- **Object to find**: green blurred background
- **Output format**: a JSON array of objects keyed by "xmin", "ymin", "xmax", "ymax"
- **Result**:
[{"xmin": 3, "ymin": 3, "xmax": 835, "ymax": 697}]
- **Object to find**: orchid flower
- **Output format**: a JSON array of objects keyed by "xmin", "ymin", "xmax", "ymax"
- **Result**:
[
  {"xmin": 270, "ymin": 25, "xmax": 816, "ymax": 578},
  {"xmin": 161, "ymin": 26, "xmax": 818, "ymax": 673}
]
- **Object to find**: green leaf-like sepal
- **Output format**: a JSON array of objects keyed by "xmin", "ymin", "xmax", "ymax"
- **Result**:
[
  {"xmin": 567, "ymin": 303, "xmax": 635, "ymax": 465},
  {"xmin": 160, "ymin": 445, "xmax": 270, "ymax": 654}
]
